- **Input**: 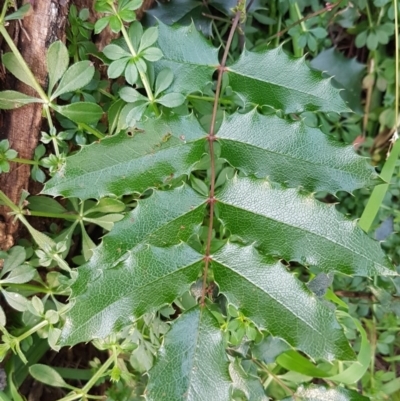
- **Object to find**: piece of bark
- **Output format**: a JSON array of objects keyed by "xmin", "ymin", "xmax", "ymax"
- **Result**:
[{"xmin": 0, "ymin": 0, "xmax": 70, "ymax": 250}]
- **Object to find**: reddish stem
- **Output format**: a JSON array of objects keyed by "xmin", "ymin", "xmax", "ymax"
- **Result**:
[{"xmin": 200, "ymin": 6, "xmax": 243, "ymax": 306}]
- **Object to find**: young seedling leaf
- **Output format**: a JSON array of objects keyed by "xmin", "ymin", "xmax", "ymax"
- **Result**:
[
  {"xmin": 51, "ymin": 61, "xmax": 95, "ymax": 100},
  {"xmin": 46, "ymin": 41, "xmax": 69, "ymax": 95}
]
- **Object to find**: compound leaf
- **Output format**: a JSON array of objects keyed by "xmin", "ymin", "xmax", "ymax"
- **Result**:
[
  {"xmin": 218, "ymin": 110, "xmax": 378, "ymax": 193},
  {"xmin": 215, "ymin": 176, "xmax": 394, "ymax": 276},
  {"xmin": 43, "ymin": 114, "xmax": 206, "ymax": 199},
  {"xmin": 146, "ymin": 306, "xmax": 232, "ymax": 401},
  {"xmin": 212, "ymin": 243, "xmax": 354, "ymax": 361},
  {"xmin": 60, "ymin": 185, "xmax": 206, "ymax": 345}
]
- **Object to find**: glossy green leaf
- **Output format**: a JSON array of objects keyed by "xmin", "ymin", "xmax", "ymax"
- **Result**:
[
  {"xmin": 155, "ymin": 22, "xmax": 219, "ymax": 95},
  {"xmin": 216, "ymin": 176, "xmax": 394, "ymax": 276},
  {"xmin": 227, "ymin": 47, "xmax": 349, "ymax": 113},
  {"xmin": 212, "ymin": 243, "xmax": 354, "ymax": 361},
  {"xmin": 51, "ymin": 61, "xmax": 95, "ymax": 100},
  {"xmin": 52, "ymin": 102, "xmax": 103, "ymax": 125},
  {"xmin": 146, "ymin": 306, "xmax": 232, "ymax": 401},
  {"xmin": 218, "ymin": 110, "xmax": 377, "ymax": 193},
  {"xmin": 282, "ymin": 385, "xmax": 370, "ymax": 401},
  {"xmin": 43, "ymin": 114, "xmax": 206, "ymax": 199},
  {"xmin": 60, "ymin": 185, "xmax": 206, "ymax": 344},
  {"xmin": 2, "ymin": 53, "xmax": 39, "ymax": 91},
  {"xmin": 46, "ymin": 41, "xmax": 69, "ymax": 95},
  {"xmin": 0, "ymin": 90, "xmax": 43, "ymax": 110}
]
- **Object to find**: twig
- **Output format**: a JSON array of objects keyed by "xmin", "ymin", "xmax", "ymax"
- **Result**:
[{"xmin": 200, "ymin": 3, "xmax": 243, "ymax": 306}]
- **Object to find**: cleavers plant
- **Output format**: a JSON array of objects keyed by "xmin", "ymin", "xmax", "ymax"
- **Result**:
[{"xmin": 0, "ymin": 0, "xmax": 398, "ymax": 400}]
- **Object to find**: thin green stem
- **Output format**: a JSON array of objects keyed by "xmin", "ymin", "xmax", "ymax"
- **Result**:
[
  {"xmin": 0, "ymin": 25, "xmax": 49, "ymax": 102},
  {"xmin": 0, "ymin": 0, "xmax": 9, "ymax": 22},
  {"xmin": 187, "ymin": 94, "xmax": 234, "ymax": 105},
  {"xmin": 57, "ymin": 352, "xmax": 117, "ymax": 401},
  {"xmin": 25, "ymin": 210, "xmax": 80, "ymax": 220},
  {"xmin": 43, "ymin": 105, "xmax": 60, "ymax": 157},
  {"xmin": 99, "ymin": 88, "xmax": 116, "ymax": 100},
  {"xmin": 288, "ymin": 2, "xmax": 304, "ymax": 57},
  {"xmin": 359, "ymin": 1, "xmax": 399, "ymax": 232},
  {"xmin": 0, "ymin": 190, "xmax": 20, "ymax": 213},
  {"xmin": 293, "ymin": 2, "xmax": 307, "ymax": 32},
  {"xmin": 16, "ymin": 320, "xmax": 48, "ymax": 343},
  {"xmin": 394, "ymin": 0, "xmax": 399, "ymax": 130},
  {"xmin": 79, "ymin": 123, "xmax": 105, "ymax": 139},
  {"xmin": 11, "ymin": 157, "xmax": 38, "ymax": 166},
  {"xmin": 365, "ymin": 2, "xmax": 373, "ymax": 28}
]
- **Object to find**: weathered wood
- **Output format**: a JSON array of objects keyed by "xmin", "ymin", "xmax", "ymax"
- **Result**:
[{"xmin": 0, "ymin": 0, "xmax": 69, "ymax": 250}]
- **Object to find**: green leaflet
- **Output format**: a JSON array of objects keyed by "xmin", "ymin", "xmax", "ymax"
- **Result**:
[
  {"xmin": 43, "ymin": 114, "xmax": 206, "ymax": 199},
  {"xmin": 227, "ymin": 47, "xmax": 349, "ymax": 113},
  {"xmin": 60, "ymin": 185, "xmax": 206, "ymax": 345},
  {"xmin": 146, "ymin": 306, "xmax": 232, "ymax": 401},
  {"xmin": 215, "ymin": 176, "xmax": 394, "ymax": 276},
  {"xmin": 155, "ymin": 22, "xmax": 219, "ymax": 95},
  {"xmin": 61, "ymin": 243, "xmax": 203, "ymax": 344},
  {"xmin": 218, "ymin": 110, "xmax": 378, "ymax": 193},
  {"xmin": 212, "ymin": 243, "xmax": 354, "ymax": 361}
]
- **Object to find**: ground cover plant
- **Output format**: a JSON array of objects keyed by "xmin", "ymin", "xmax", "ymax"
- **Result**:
[{"xmin": 0, "ymin": 0, "xmax": 399, "ymax": 400}]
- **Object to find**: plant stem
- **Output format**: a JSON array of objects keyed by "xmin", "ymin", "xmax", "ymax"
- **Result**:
[
  {"xmin": 288, "ymin": 2, "xmax": 305, "ymax": 57},
  {"xmin": 187, "ymin": 94, "xmax": 233, "ymax": 105},
  {"xmin": 11, "ymin": 157, "xmax": 38, "ymax": 166},
  {"xmin": 79, "ymin": 123, "xmax": 105, "ymax": 139},
  {"xmin": 359, "ymin": 0, "xmax": 399, "ymax": 232},
  {"xmin": 17, "ymin": 320, "xmax": 48, "ymax": 343},
  {"xmin": 57, "ymin": 352, "xmax": 117, "ymax": 401},
  {"xmin": 200, "ymin": 4, "xmax": 242, "ymax": 306},
  {"xmin": 0, "ymin": 25, "xmax": 48, "ymax": 102},
  {"xmin": 43, "ymin": 105, "xmax": 60, "ymax": 157},
  {"xmin": 267, "ymin": 2, "xmax": 340, "ymax": 43},
  {"xmin": 25, "ymin": 210, "xmax": 80, "ymax": 220}
]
